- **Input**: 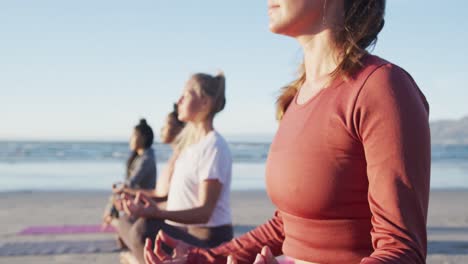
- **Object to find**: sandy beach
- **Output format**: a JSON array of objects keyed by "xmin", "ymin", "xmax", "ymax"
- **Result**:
[{"xmin": 0, "ymin": 190, "xmax": 467, "ymax": 264}]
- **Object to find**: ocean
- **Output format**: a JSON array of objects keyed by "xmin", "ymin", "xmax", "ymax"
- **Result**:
[{"xmin": 0, "ymin": 141, "xmax": 467, "ymax": 191}]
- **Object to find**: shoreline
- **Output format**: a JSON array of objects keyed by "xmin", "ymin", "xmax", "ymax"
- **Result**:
[{"xmin": 1, "ymin": 190, "xmax": 467, "ymax": 263}]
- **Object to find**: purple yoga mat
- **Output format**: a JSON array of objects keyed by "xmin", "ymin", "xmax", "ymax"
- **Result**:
[{"xmin": 18, "ymin": 225, "xmax": 116, "ymax": 235}]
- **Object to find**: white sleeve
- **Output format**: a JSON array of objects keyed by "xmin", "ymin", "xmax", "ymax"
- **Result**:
[{"xmin": 197, "ymin": 142, "xmax": 231, "ymax": 185}]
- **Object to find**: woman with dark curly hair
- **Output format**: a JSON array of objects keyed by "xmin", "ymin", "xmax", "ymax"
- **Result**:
[{"xmin": 102, "ymin": 118, "xmax": 156, "ymax": 227}]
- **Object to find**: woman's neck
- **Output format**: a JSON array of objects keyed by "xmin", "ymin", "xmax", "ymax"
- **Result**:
[
  {"xmin": 187, "ymin": 118, "xmax": 214, "ymax": 143},
  {"xmin": 296, "ymin": 0, "xmax": 344, "ymax": 85},
  {"xmin": 136, "ymin": 148, "xmax": 146, "ymax": 156},
  {"xmin": 192, "ymin": 118, "xmax": 214, "ymax": 139},
  {"xmin": 297, "ymin": 30, "xmax": 340, "ymax": 83}
]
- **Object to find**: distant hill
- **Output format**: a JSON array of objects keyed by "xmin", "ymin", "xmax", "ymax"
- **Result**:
[{"xmin": 431, "ymin": 116, "xmax": 468, "ymax": 145}]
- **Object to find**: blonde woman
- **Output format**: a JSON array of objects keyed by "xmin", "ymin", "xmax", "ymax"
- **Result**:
[{"xmin": 119, "ymin": 72, "xmax": 233, "ymax": 264}]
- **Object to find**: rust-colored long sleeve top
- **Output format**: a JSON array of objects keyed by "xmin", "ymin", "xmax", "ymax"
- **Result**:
[{"xmin": 187, "ymin": 55, "xmax": 431, "ymax": 264}]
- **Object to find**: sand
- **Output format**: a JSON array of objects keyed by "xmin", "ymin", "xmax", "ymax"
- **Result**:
[{"xmin": 0, "ymin": 190, "xmax": 467, "ymax": 263}]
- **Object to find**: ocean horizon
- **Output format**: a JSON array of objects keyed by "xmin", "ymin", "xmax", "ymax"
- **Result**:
[{"xmin": 1, "ymin": 140, "xmax": 467, "ymax": 191}]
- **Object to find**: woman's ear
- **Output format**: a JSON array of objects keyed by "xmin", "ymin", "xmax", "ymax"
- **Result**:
[{"xmin": 201, "ymin": 95, "xmax": 213, "ymax": 110}]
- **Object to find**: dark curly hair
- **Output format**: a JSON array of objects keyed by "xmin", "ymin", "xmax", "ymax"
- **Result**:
[{"xmin": 134, "ymin": 118, "xmax": 154, "ymax": 149}]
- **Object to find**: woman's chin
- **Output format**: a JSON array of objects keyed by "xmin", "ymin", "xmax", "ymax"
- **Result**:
[
  {"xmin": 268, "ymin": 19, "xmax": 280, "ymax": 33},
  {"xmin": 269, "ymin": 24, "xmax": 278, "ymax": 33},
  {"xmin": 269, "ymin": 21, "xmax": 290, "ymax": 35},
  {"xmin": 178, "ymin": 115, "xmax": 188, "ymax": 123},
  {"xmin": 160, "ymin": 135, "xmax": 168, "ymax": 143}
]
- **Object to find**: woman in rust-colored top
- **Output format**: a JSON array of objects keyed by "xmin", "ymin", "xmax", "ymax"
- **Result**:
[{"xmin": 143, "ymin": 1, "xmax": 430, "ymax": 263}]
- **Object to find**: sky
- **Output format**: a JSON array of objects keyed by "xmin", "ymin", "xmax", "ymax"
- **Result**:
[{"xmin": 1, "ymin": 1, "xmax": 467, "ymax": 141}]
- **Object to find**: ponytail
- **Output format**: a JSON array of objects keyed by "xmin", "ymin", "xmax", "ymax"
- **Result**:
[{"xmin": 212, "ymin": 72, "xmax": 226, "ymax": 114}]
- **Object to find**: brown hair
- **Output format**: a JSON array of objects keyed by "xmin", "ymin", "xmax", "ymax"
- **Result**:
[
  {"xmin": 126, "ymin": 151, "xmax": 138, "ymax": 178},
  {"xmin": 192, "ymin": 72, "xmax": 226, "ymax": 119},
  {"xmin": 127, "ymin": 119, "xmax": 154, "ymax": 177},
  {"xmin": 162, "ymin": 103, "xmax": 185, "ymax": 144},
  {"xmin": 276, "ymin": 0, "xmax": 386, "ymax": 120},
  {"xmin": 134, "ymin": 118, "xmax": 154, "ymax": 149}
]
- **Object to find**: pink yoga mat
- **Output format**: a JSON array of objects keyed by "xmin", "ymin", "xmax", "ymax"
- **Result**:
[{"xmin": 18, "ymin": 225, "xmax": 116, "ymax": 235}]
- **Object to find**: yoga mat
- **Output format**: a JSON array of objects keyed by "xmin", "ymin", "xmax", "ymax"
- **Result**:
[
  {"xmin": 18, "ymin": 225, "xmax": 116, "ymax": 235},
  {"xmin": 0, "ymin": 239, "xmax": 119, "ymax": 256}
]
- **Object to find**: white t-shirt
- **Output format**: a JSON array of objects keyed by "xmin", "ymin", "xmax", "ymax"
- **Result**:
[{"xmin": 166, "ymin": 131, "xmax": 232, "ymax": 227}]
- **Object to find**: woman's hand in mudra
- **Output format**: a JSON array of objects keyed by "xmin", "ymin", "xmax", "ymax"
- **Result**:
[
  {"xmin": 144, "ymin": 230, "xmax": 193, "ymax": 264},
  {"xmin": 122, "ymin": 192, "xmax": 162, "ymax": 218},
  {"xmin": 252, "ymin": 246, "xmax": 278, "ymax": 264},
  {"xmin": 227, "ymin": 246, "xmax": 278, "ymax": 264}
]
